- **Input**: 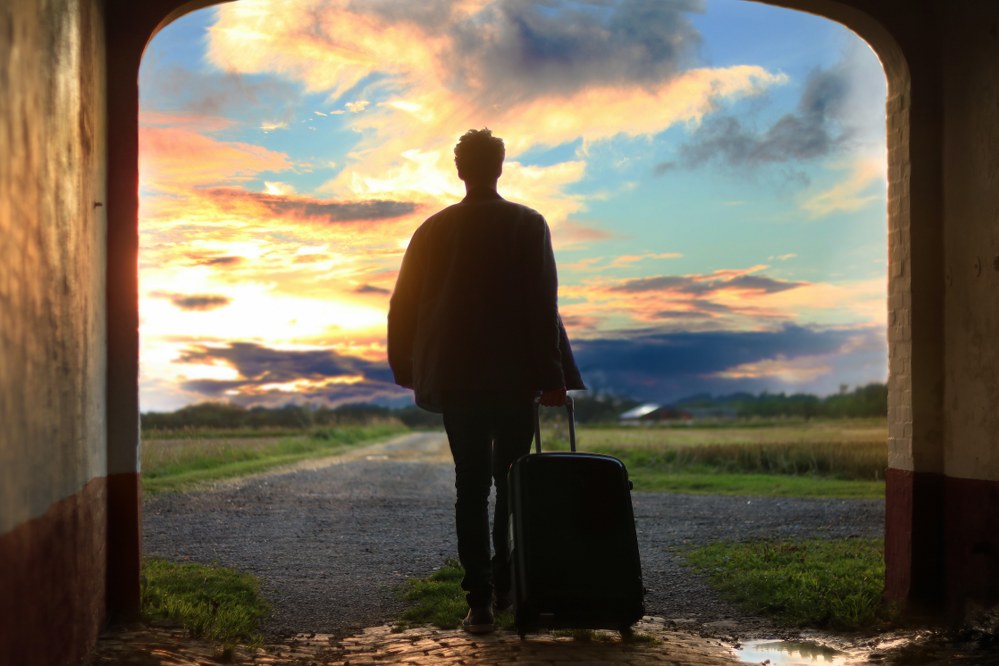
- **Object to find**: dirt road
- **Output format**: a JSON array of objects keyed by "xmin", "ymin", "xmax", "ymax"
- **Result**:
[{"xmin": 142, "ymin": 431, "xmax": 884, "ymax": 639}]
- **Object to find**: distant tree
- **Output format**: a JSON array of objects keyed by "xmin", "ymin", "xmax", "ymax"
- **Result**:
[
  {"xmin": 332, "ymin": 403, "xmax": 392, "ymax": 425},
  {"xmin": 393, "ymin": 406, "xmax": 444, "ymax": 429},
  {"xmin": 722, "ymin": 383, "xmax": 886, "ymax": 419},
  {"xmin": 141, "ymin": 402, "xmax": 248, "ymax": 430},
  {"xmin": 821, "ymin": 382, "xmax": 887, "ymax": 417}
]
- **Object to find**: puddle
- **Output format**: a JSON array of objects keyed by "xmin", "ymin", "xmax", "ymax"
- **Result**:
[
  {"xmin": 365, "ymin": 454, "xmax": 390, "ymax": 461},
  {"xmin": 737, "ymin": 639, "xmax": 851, "ymax": 665}
]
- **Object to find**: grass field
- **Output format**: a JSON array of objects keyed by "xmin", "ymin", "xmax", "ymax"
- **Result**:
[
  {"xmin": 142, "ymin": 424, "xmax": 406, "ymax": 493},
  {"xmin": 141, "ymin": 418, "xmax": 888, "ymax": 499},
  {"xmin": 540, "ymin": 418, "xmax": 887, "ymax": 499}
]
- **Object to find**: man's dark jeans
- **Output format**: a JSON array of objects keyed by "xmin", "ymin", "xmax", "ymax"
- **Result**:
[{"xmin": 442, "ymin": 399, "xmax": 534, "ymax": 609}]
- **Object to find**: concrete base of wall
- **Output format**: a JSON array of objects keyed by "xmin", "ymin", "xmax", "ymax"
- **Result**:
[
  {"xmin": 945, "ymin": 475, "xmax": 999, "ymax": 617},
  {"xmin": 885, "ymin": 468, "xmax": 945, "ymax": 611},
  {"xmin": 886, "ymin": 468, "xmax": 999, "ymax": 619},
  {"xmin": 107, "ymin": 472, "xmax": 142, "ymax": 619},
  {"xmin": 0, "ymin": 477, "xmax": 107, "ymax": 665}
]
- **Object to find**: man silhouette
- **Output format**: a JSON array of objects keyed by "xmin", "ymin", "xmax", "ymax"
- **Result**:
[{"xmin": 388, "ymin": 128, "xmax": 584, "ymax": 633}]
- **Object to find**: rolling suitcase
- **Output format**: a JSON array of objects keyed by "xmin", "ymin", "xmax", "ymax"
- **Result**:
[{"xmin": 507, "ymin": 395, "xmax": 645, "ymax": 636}]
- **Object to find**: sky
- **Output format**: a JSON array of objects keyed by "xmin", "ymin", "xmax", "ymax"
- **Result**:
[{"xmin": 138, "ymin": 0, "xmax": 889, "ymax": 412}]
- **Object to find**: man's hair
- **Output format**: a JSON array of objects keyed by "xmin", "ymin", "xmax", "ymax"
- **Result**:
[{"xmin": 454, "ymin": 128, "xmax": 505, "ymax": 182}]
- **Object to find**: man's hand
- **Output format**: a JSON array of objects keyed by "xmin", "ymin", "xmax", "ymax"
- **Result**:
[{"xmin": 539, "ymin": 388, "xmax": 567, "ymax": 407}]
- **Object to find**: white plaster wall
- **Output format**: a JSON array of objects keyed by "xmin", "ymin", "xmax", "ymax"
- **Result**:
[
  {"xmin": 885, "ymin": 81, "xmax": 914, "ymax": 473},
  {"xmin": 942, "ymin": 2, "xmax": 999, "ymax": 482},
  {"xmin": 0, "ymin": 0, "xmax": 108, "ymax": 534}
]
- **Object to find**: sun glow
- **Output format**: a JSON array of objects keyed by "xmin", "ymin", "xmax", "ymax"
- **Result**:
[{"xmin": 252, "ymin": 375, "xmax": 365, "ymax": 394}]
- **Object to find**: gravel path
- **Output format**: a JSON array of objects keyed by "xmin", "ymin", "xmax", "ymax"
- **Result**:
[{"xmin": 143, "ymin": 432, "xmax": 884, "ymax": 640}]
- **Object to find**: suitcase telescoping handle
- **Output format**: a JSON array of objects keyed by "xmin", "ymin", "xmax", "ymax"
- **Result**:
[{"xmin": 533, "ymin": 394, "xmax": 576, "ymax": 454}]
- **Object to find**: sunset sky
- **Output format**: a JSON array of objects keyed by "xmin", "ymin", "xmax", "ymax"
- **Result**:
[{"xmin": 138, "ymin": 0, "xmax": 889, "ymax": 412}]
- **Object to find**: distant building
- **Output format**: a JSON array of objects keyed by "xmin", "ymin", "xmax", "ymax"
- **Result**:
[{"xmin": 619, "ymin": 404, "xmax": 692, "ymax": 424}]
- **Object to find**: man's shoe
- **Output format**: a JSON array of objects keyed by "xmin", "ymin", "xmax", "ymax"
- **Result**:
[
  {"xmin": 462, "ymin": 606, "xmax": 495, "ymax": 634},
  {"xmin": 493, "ymin": 589, "xmax": 513, "ymax": 613}
]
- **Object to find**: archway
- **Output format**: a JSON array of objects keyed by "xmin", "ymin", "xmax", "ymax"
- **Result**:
[{"xmin": 106, "ymin": 0, "xmax": 924, "ymax": 620}]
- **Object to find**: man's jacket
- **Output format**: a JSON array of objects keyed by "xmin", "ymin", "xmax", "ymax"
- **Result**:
[{"xmin": 387, "ymin": 188, "xmax": 584, "ymax": 412}]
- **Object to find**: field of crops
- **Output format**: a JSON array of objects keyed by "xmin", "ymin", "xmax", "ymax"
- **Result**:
[
  {"xmin": 142, "ymin": 418, "xmax": 888, "ymax": 498},
  {"xmin": 542, "ymin": 418, "xmax": 888, "ymax": 498}
]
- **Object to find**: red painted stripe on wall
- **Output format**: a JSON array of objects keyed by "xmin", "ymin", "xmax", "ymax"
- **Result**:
[
  {"xmin": 0, "ymin": 477, "xmax": 107, "ymax": 666},
  {"xmin": 107, "ymin": 472, "xmax": 142, "ymax": 619},
  {"xmin": 944, "ymin": 474, "xmax": 999, "ymax": 615}
]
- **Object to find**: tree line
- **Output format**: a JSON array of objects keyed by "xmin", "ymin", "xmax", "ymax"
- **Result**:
[
  {"xmin": 674, "ymin": 382, "xmax": 888, "ymax": 419},
  {"xmin": 141, "ymin": 383, "xmax": 886, "ymax": 431},
  {"xmin": 141, "ymin": 401, "xmax": 441, "ymax": 431}
]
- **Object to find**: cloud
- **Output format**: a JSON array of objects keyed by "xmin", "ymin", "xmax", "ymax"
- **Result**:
[
  {"xmin": 559, "ymin": 267, "xmax": 884, "ymax": 336},
  {"xmin": 671, "ymin": 67, "xmax": 848, "ymax": 172},
  {"xmin": 173, "ymin": 342, "xmax": 406, "ymax": 407},
  {"xmin": 442, "ymin": 0, "xmax": 705, "ymax": 105},
  {"xmin": 565, "ymin": 251, "xmax": 683, "ymax": 272},
  {"xmin": 168, "ymin": 294, "xmax": 232, "ymax": 311},
  {"xmin": 202, "ymin": 187, "xmax": 417, "ymax": 224},
  {"xmin": 188, "ymin": 254, "xmax": 244, "ymax": 267},
  {"xmin": 354, "ymin": 284, "xmax": 390, "ymax": 296},
  {"xmin": 211, "ymin": 0, "xmax": 706, "ymax": 106},
  {"xmin": 163, "ymin": 328, "xmax": 885, "ymax": 408},
  {"xmin": 260, "ymin": 120, "xmax": 289, "ymax": 132},
  {"xmin": 711, "ymin": 354, "xmax": 833, "ymax": 383},
  {"xmin": 660, "ymin": 42, "xmax": 886, "ymax": 184},
  {"xmin": 801, "ymin": 155, "xmax": 886, "ymax": 217},
  {"xmin": 140, "ymin": 64, "xmax": 301, "ymax": 121},
  {"xmin": 611, "ymin": 272, "xmax": 805, "ymax": 296},
  {"xmin": 178, "ymin": 341, "xmax": 394, "ymax": 383},
  {"xmin": 140, "ymin": 124, "xmax": 292, "ymax": 191},
  {"xmin": 571, "ymin": 324, "xmax": 886, "ymax": 401},
  {"xmin": 206, "ymin": 0, "xmax": 784, "ymax": 230}
]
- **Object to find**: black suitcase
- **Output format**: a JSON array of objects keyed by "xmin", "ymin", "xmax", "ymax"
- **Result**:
[{"xmin": 507, "ymin": 396, "xmax": 645, "ymax": 636}]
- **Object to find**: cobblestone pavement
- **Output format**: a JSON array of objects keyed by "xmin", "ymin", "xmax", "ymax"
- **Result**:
[{"xmin": 91, "ymin": 617, "xmax": 750, "ymax": 665}]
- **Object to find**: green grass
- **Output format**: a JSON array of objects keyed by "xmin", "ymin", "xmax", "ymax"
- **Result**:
[
  {"xmin": 628, "ymin": 469, "xmax": 884, "ymax": 498},
  {"xmin": 142, "ymin": 424, "xmax": 406, "ymax": 493},
  {"xmin": 400, "ymin": 543, "xmax": 891, "ymax": 633},
  {"xmin": 396, "ymin": 562, "xmax": 656, "ymax": 641},
  {"xmin": 141, "ymin": 558, "xmax": 269, "ymax": 651},
  {"xmin": 141, "ymin": 427, "xmax": 310, "ymax": 440},
  {"xmin": 396, "ymin": 560, "xmax": 516, "ymax": 631},
  {"xmin": 539, "ymin": 419, "xmax": 887, "ymax": 499},
  {"xmin": 397, "ymin": 559, "xmax": 470, "ymax": 630},
  {"xmin": 685, "ymin": 538, "xmax": 893, "ymax": 630}
]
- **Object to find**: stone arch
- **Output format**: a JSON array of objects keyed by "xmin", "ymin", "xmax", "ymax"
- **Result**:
[
  {"xmin": 761, "ymin": 0, "xmax": 942, "ymax": 610},
  {"xmin": 104, "ymin": 0, "xmax": 956, "ymax": 620}
]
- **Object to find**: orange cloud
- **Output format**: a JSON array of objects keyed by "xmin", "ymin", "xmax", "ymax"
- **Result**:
[
  {"xmin": 711, "ymin": 354, "xmax": 834, "ymax": 383},
  {"xmin": 708, "ymin": 331, "xmax": 883, "ymax": 384},
  {"xmin": 140, "ymin": 125, "xmax": 293, "ymax": 191},
  {"xmin": 802, "ymin": 154, "xmax": 887, "ymax": 217},
  {"xmin": 559, "ymin": 267, "xmax": 884, "ymax": 337},
  {"xmin": 205, "ymin": 0, "xmax": 785, "ymax": 236}
]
